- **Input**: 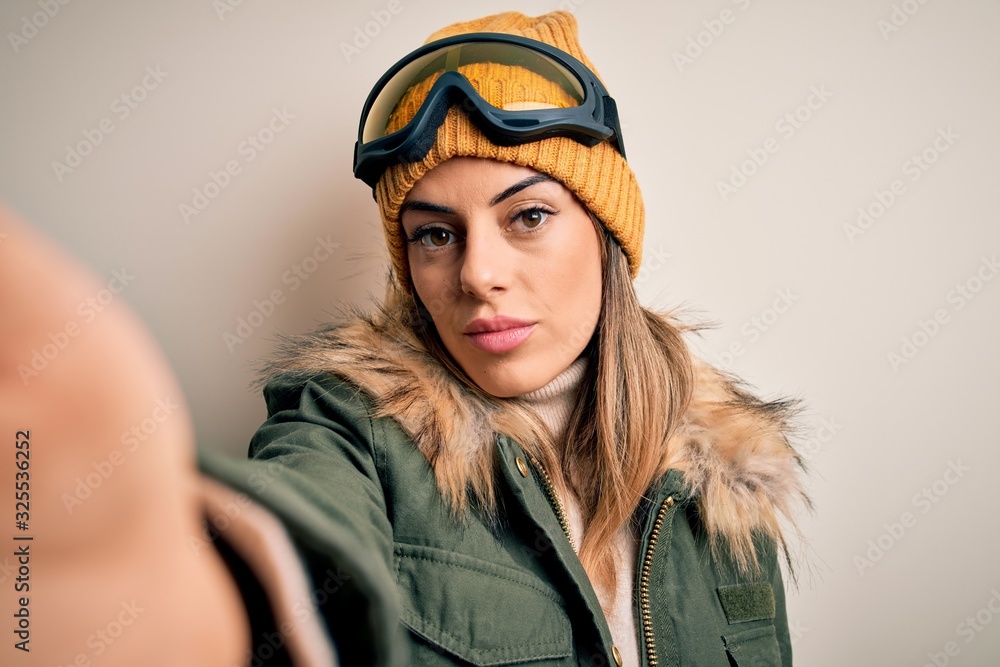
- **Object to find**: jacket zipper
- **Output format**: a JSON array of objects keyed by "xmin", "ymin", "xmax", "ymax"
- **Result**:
[
  {"xmin": 523, "ymin": 452, "xmax": 577, "ymax": 552},
  {"xmin": 639, "ymin": 495, "xmax": 674, "ymax": 667}
]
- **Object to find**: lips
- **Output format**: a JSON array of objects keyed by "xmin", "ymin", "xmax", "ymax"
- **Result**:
[
  {"xmin": 463, "ymin": 316, "xmax": 536, "ymax": 354},
  {"xmin": 463, "ymin": 316, "xmax": 535, "ymax": 334}
]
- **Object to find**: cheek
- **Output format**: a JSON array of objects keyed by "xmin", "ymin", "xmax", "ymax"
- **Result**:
[
  {"xmin": 542, "ymin": 222, "xmax": 603, "ymax": 333},
  {"xmin": 409, "ymin": 256, "xmax": 457, "ymax": 332},
  {"xmin": 562, "ymin": 221, "xmax": 602, "ymax": 291}
]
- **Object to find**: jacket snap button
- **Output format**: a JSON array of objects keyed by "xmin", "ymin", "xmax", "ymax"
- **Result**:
[
  {"xmin": 515, "ymin": 456, "xmax": 529, "ymax": 478},
  {"xmin": 612, "ymin": 645, "xmax": 623, "ymax": 666}
]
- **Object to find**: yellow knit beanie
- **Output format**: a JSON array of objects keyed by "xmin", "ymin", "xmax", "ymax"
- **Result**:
[{"xmin": 373, "ymin": 11, "xmax": 645, "ymax": 288}]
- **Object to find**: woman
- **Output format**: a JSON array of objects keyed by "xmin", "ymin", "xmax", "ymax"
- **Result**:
[
  {"xmin": 203, "ymin": 10, "xmax": 807, "ymax": 666},
  {"xmin": 2, "ymin": 10, "xmax": 806, "ymax": 667}
]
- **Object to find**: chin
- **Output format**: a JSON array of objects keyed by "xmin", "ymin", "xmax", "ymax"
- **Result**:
[
  {"xmin": 467, "ymin": 373, "xmax": 524, "ymax": 399},
  {"xmin": 466, "ymin": 362, "xmax": 553, "ymax": 399}
]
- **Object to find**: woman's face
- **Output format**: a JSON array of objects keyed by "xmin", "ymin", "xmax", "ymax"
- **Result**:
[{"xmin": 401, "ymin": 157, "xmax": 603, "ymax": 398}]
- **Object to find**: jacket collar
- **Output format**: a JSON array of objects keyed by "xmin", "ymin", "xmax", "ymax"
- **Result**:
[{"xmin": 261, "ymin": 299, "xmax": 808, "ymax": 565}]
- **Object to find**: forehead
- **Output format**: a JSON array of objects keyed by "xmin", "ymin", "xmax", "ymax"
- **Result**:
[{"xmin": 406, "ymin": 157, "xmax": 550, "ymax": 202}]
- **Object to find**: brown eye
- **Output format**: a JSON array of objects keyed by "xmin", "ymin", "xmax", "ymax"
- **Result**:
[
  {"xmin": 428, "ymin": 230, "xmax": 450, "ymax": 246},
  {"xmin": 415, "ymin": 227, "xmax": 455, "ymax": 248},
  {"xmin": 517, "ymin": 208, "xmax": 549, "ymax": 229}
]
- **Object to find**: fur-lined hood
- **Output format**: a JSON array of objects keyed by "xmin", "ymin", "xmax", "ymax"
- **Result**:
[{"xmin": 261, "ymin": 298, "xmax": 808, "ymax": 567}]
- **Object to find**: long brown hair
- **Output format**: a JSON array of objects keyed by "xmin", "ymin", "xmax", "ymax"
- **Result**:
[
  {"xmin": 562, "ymin": 215, "xmax": 693, "ymax": 592},
  {"xmin": 394, "ymin": 210, "xmax": 694, "ymax": 597}
]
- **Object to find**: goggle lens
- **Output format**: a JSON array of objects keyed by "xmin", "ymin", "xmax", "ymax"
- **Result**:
[{"xmin": 361, "ymin": 41, "xmax": 587, "ymax": 143}]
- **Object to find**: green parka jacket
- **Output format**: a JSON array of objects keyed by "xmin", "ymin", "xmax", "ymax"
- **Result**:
[{"xmin": 203, "ymin": 304, "xmax": 807, "ymax": 667}]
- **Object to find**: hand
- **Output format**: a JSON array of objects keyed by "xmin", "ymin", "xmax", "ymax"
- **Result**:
[{"xmin": 0, "ymin": 205, "xmax": 249, "ymax": 666}]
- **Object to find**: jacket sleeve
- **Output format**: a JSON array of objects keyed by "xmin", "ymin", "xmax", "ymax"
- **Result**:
[{"xmin": 200, "ymin": 372, "xmax": 407, "ymax": 667}]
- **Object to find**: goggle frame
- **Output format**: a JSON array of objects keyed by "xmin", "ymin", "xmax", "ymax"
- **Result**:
[{"xmin": 353, "ymin": 32, "xmax": 627, "ymax": 190}]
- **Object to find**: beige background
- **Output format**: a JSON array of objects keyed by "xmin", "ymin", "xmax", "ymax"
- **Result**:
[{"xmin": 2, "ymin": 0, "xmax": 998, "ymax": 664}]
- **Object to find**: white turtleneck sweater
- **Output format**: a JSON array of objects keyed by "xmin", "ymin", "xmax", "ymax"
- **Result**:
[{"xmin": 518, "ymin": 356, "xmax": 641, "ymax": 667}]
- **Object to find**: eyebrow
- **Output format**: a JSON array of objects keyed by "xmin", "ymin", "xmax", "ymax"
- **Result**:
[
  {"xmin": 398, "ymin": 201, "xmax": 455, "ymax": 217},
  {"xmin": 399, "ymin": 174, "xmax": 556, "ymax": 218},
  {"xmin": 489, "ymin": 174, "xmax": 554, "ymax": 206}
]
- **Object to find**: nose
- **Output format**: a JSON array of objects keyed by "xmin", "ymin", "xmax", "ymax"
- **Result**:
[{"xmin": 459, "ymin": 222, "xmax": 511, "ymax": 299}]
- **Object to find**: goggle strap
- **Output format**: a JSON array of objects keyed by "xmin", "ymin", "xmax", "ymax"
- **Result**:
[{"xmin": 602, "ymin": 96, "xmax": 625, "ymax": 158}]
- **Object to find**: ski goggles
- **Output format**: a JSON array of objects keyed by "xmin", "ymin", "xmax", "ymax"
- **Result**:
[{"xmin": 353, "ymin": 33, "xmax": 626, "ymax": 189}]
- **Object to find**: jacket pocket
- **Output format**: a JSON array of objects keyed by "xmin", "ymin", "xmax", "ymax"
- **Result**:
[
  {"xmin": 722, "ymin": 624, "xmax": 782, "ymax": 667},
  {"xmin": 393, "ymin": 543, "xmax": 573, "ymax": 665}
]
